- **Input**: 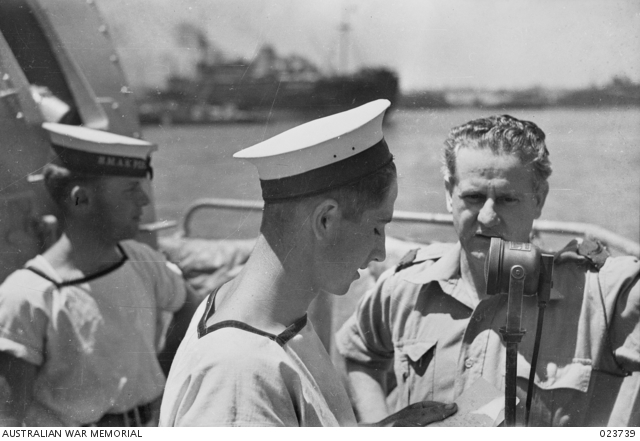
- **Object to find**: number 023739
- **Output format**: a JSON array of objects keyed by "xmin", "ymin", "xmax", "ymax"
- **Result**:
[{"xmin": 600, "ymin": 430, "xmax": 636, "ymax": 438}]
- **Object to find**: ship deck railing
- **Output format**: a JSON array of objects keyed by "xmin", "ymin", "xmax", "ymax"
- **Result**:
[{"xmin": 141, "ymin": 197, "xmax": 640, "ymax": 258}]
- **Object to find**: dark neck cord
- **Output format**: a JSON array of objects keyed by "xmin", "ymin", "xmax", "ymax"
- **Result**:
[{"xmin": 525, "ymin": 299, "xmax": 548, "ymax": 426}]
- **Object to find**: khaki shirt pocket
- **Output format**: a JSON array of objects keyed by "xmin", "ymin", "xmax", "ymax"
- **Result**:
[
  {"xmin": 394, "ymin": 339, "xmax": 437, "ymax": 406},
  {"xmin": 516, "ymin": 354, "xmax": 592, "ymax": 392},
  {"xmin": 515, "ymin": 354, "xmax": 593, "ymax": 426}
]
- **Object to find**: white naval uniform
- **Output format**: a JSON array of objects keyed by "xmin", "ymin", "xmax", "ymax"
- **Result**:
[
  {"xmin": 0, "ymin": 240, "xmax": 186, "ymax": 426},
  {"xmin": 160, "ymin": 291, "xmax": 357, "ymax": 427}
]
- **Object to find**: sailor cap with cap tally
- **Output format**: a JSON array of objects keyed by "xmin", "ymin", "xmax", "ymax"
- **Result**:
[
  {"xmin": 234, "ymin": 99, "xmax": 393, "ymax": 201},
  {"xmin": 42, "ymin": 123, "xmax": 157, "ymax": 178}
]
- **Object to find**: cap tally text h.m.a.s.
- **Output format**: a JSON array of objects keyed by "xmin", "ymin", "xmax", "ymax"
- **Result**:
[{"xmin": 42, "ymin": 123, "xmax": 157, "ymax": 178}]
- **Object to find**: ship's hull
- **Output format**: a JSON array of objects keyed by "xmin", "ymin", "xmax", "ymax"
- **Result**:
[{"xmin": 140, "ymin": 68, "xmax": 399, "ymax": 124}]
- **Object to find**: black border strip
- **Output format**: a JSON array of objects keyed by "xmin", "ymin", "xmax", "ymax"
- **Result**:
[{"xmin": 25, "ymin": 244, "xmax": 128, "ymax": 288}]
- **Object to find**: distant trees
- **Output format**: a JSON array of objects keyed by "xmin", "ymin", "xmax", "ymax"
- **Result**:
[
  {"xmin": 399, "ymin": 76, "xmax": 640, "ymax": 109},
  {"xmin": 557, "ymin": 76, "xmax": 640, "ymax": 107}
]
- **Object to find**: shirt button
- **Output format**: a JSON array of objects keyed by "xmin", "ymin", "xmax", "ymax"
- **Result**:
[{"xmin": 464, "ymin": 358, "xmax": 475, "ymax": 369}]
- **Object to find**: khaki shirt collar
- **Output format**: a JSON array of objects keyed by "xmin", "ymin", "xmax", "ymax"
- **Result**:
[
  {"xmin": 402, "ymin": 241, "xmax": 563, "ymax": 305},
  {"xmin": 403, "ymin": 242, "xmax": 462, "ymax": 288},
  {"xmin": 401, "ymin": 242, "xmax": 478, "ymax": 308}
]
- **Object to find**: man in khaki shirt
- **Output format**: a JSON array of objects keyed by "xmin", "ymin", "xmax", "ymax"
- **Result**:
[{"xmin": 337, "ymin": 114, "xmax": 640, "ymax": 426}]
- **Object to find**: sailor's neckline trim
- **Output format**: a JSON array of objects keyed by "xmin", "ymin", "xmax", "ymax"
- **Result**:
[{"xmin": 197, "ymin": 287, "xmax": 307, "ymax": 347}]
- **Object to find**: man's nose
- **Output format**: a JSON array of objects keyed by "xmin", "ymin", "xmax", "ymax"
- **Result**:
[
  {"xmin": 477, "ymin": 199, "xmax": 499, "ymax": 227},
  {"xmin": 371, "ymin": 235, "xmax": 387, "ymax": 263},
  {"xmin": 137, "ymin": 188, "xmax": 150, "ymax": 207}
]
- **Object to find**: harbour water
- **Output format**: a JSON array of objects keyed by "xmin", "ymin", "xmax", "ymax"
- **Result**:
[{"xmin": 144, "ymin": 107, "xmax": 640, "ymax": 250}]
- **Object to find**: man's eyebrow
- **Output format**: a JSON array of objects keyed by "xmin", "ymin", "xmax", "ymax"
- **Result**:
[{"xmin": 495, "ymin": 189, "xmax": 520, "ymax": 196}]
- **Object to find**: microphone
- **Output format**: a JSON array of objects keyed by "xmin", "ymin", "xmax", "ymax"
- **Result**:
[
  {"xmin": 483, "ymin": 237, "xmax": 554, "ymax": 427},
  {"xmin": 485, "ymin": 237, "xmax": 542, "ymax": 296}
]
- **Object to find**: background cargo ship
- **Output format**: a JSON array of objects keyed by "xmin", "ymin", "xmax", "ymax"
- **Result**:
[{"xmin": 138, "ymin": 35, "xmax": 399, "ymax": 124}]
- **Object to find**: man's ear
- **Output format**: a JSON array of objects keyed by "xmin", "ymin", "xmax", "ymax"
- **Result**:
[
  {"xmin": 533, "ymin": 181, "xmax": 549, "ymax": 219},
  {"xmin": 69, "ymin": 185, "xmax": 91, "ymax": 212},
  {"xmin": 444, "ymin": 178, "xmax": 454, "ymax": 213},
  {"xmin": 311, "ymin": 198, "xmax": 340, "ymax": 241}
]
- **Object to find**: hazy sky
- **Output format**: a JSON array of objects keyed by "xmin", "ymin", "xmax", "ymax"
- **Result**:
[{"xmin": 100, "ymin": 0, "xmax": 640, "ymax": 92}]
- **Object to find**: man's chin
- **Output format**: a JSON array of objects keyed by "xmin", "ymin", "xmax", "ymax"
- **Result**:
[
  {"xmin": 474, "ymin": 234, "xmax": 495, "ymax": 243},
  {"xmin": 463, "ymin": 238, "xmax": 492, "ymax": 261},
  {"xmin": 468, "ymin": 249, "xmax": 489, "ymax": 263},
  {"xmin": 319, "ymin": 270, "xmax": 363, "ymax": 297},
  {"xmin": 114, "ymin": 228, "xmax": 139, "ymax": 242},
  {"xmin": 320, "ymin": 283, "xmax": 351, "ymax": 297}
]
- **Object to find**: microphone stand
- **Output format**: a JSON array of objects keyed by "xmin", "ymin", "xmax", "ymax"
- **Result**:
[
  {"xmin": 487, "ymin": 238, "xmax": 555, "ymax": 427},
  {"xmin": 525, "ymin": 254, "xmax": 554, "ymax": 425},
  {"xmin": 498, "ymin": 265, "xmax": 527, "ymax": 427}
]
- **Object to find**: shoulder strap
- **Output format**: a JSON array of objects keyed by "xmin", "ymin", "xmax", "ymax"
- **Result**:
[
  {"xmin": 395, "ymin": 248, "xmax": 420, "ymax": 273},
  {"xmin": 395, "ymin": 242, "xmax": 452, "ymax": 273},
  {"xmin": 577, "ymin": 238, "xmax": 610, "ymax": 269},
  {"xmin": 555, "ymin": 238, "xmax": 610, "ymax": 270}
]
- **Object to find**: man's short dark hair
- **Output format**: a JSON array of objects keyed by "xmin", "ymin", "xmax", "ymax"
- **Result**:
[
  {"xmin": 261, "ymin": 161, "xmax": 397, "ymax": 234},
  {"xmin": 42, "ymin": 163, "xmax": 101, "ymax": 211},
  {"xmin": 442, "ymin": 115, "xmax": 552, "ymax": 191}
]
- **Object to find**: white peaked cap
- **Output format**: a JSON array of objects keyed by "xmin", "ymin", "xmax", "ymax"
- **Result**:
[
  {"xmin": 234, "ymin": 99, "xmax": 393, "ymax": 201},
  {"xmin": 42, "ymin": 123, "xmax": 157, "ymax": 178}
]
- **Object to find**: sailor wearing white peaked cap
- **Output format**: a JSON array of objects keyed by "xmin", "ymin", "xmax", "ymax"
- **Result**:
[
  {"xmin": 42, "ymin": 122, "xmax": 157, "ymax": 178},
  {"xmin": 234, "ymin": 99, "xmax": 393, "ymax": 201}
]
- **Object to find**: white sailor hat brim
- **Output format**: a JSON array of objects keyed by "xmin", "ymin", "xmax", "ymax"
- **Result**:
[
  {"xmin": 234, "ymin": 99, "xmax": 393, "ymax": 201},
  {"xmin": 43, "ymin": 123, "xmax": 157, "ymax": 178}
]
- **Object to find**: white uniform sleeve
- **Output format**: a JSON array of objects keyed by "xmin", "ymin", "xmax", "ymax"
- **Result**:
[{"xmin": 0, "ymin": 270, "xmax": 51, "ymax": 365}]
